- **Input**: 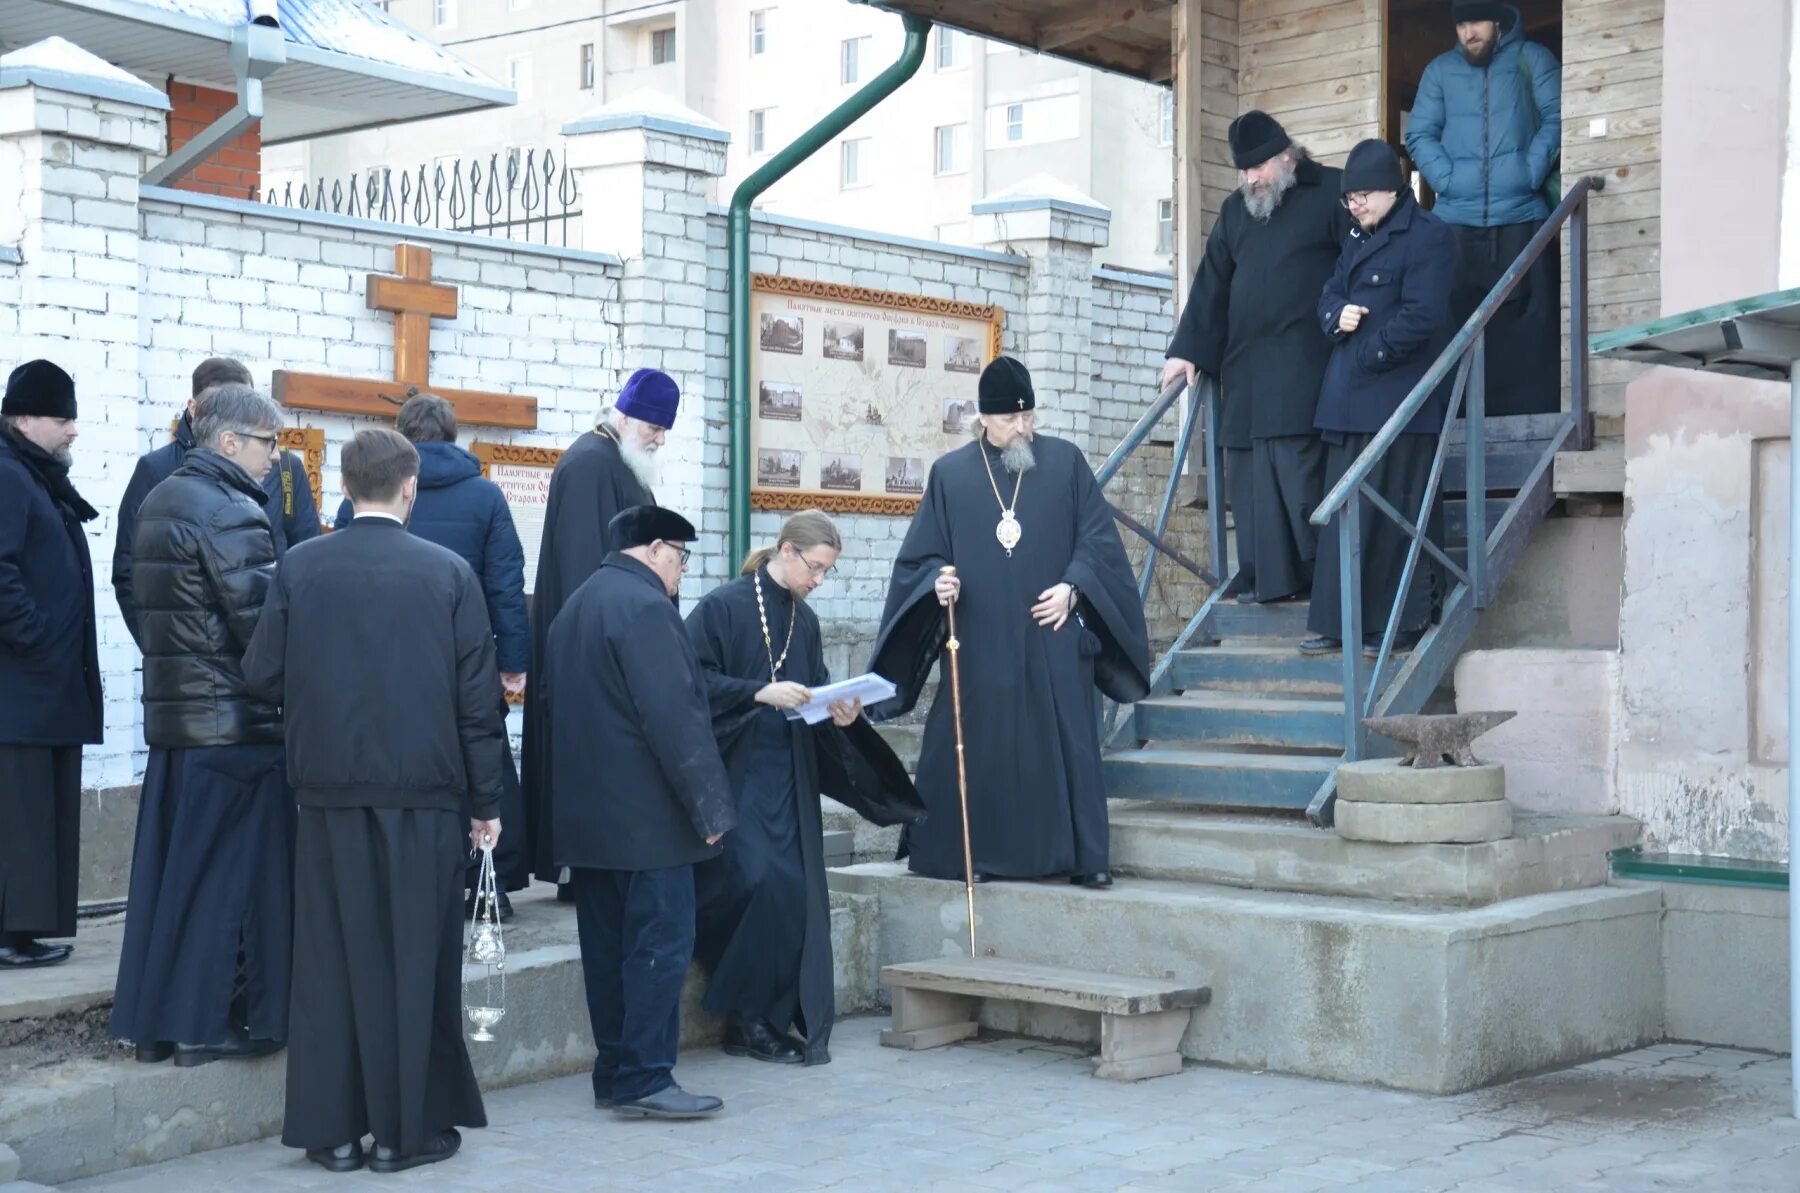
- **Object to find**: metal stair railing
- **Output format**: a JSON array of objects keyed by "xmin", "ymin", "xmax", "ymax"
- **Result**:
[{"xmin": 1304, "ymin": 175, "xmax": 1608, "ymax": 826}]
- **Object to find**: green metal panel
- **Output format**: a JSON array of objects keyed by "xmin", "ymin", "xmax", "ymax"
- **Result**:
[{"xmin": 1610, "ymin": 847, "xmax": 1789, "ymax": 890}]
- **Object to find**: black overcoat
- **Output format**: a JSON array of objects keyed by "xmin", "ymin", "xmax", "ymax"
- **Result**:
[{"xmin": 1167, "ymin": 157, "xmax": 1354, "ymax": 448}]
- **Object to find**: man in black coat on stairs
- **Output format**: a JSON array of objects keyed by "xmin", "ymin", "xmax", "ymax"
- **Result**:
[
  {"xmin": 0, "ymin": 360, "xmax": 101, "ymax": 970},
  {"xmin": 548, "ymin": 504, "xmax": 736, "ymax": 1121},
  {"xmin": 1164, "ymin": 111, "xmax": 1353, "ymax": 605}
]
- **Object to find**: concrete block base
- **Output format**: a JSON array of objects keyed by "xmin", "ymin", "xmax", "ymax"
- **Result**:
[
  {"xmin": 1337, "ymin": 798, "xmax": 1515, "ymax": 844},
  {"xmin": 1338, "ymin": 759, "xmax": 1507, "ymax": 805},
  {"xmin": 881, "ymin": 987, "xmax": 978, "ymax": 1051},
  {"xmin": 834, "ymin": 863, "xmax": 1663, "ymax": 1094},
  {"xmin": 1094, "ymin": 1008, "xmax": 1189, "ymax": 1082}
]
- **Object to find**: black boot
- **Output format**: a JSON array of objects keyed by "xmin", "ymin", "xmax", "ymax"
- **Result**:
[
  {"xmin": 369, "ymin": 1129, "xmax": 460, "ymax": 1174},
  {"xmin": 0, "ymin": 936, "xmax": 72, "ymax": 968},
  {"xmin": 306, "ymin": 1141, "xmax": 365, "ymax": 1173},
  {"xmin": 722, "ymin": 1017, "xmax": 804, "ymax": 1064}
]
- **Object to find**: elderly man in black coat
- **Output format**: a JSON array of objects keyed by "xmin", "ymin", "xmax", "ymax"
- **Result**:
[
  {"xmin": 332, "ymin": 393, "xmax": 531, "ymax": 913},
  {"xmin": 1304, "ymin": 140, "xmax": 1458, "ymax": 658},
  {"xmin": 1164, "ymin": 111, "xmax": 1353, "ymax": 604},
  {"xmin": 245, "ymin": 427, "xmax": 507, "ymax": 1175},
  {"xmin": 523, "ymin": 367, "xmax": 680, "ymax": 895},
  {"xmin": 113, "ymin": 357, "xmax": 319, "ymax": 648},
  {"xmin": 0, "ymin": 360, "xmax": 100, "ymax": 969},
  {"xmin": 549, "ymin": 504, "xmax": 735, "ymax": 1121},
  {"xmin": 111, "ymin": 384, "xmax": 294, "ymax": 1067}
]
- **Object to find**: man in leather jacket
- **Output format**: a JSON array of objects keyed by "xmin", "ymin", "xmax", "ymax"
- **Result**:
[{"xmin": 109, "ymin": 384, "xmax": 296, "ymax": 1068}]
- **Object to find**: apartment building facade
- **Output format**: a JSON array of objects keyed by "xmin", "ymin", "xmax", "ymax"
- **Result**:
[{"xmin": 263, "ymin": 0, "xmax": 1178, "ymax": 271}]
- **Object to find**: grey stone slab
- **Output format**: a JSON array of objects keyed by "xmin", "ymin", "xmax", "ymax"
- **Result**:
[
  {"xmin": 1336, "ymin": 797, "xmax": 1514, "ymax": 844},
  {"xmin": 1338, "ymin": 759, "xmax": 1507, "ymax": 805}
]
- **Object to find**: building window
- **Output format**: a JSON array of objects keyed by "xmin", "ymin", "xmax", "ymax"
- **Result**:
[
  {"xmin": 1160, "ymin": 91, "xmax": 1174, "ymax": 146},
  {"xmin": 750, "ymin": 10, "xmax": 769, "ymax": 56},
  {"xmin": 579, "ymin": 43, "xmax": 595, "ymax": 89},
  {"xmin": 935, "ymin": 27, "xmax": 965, "ymax": 70},
  {"xmin": 651, "ymin": 26, "xmax": 676, "ymax": 65},
  {"xmin": 840, "ymin": 138, "xmax": 867, "ymax": 188},
  {"xmin": 1156, "ymin": 198, "xmax": 1174, "ymax": 256},
  {"xmin": 1005, "ymin": 103, "xmax": 1024, "ymax": 142},
  {"xmin": 433, "ymin": 0, "xmax": 453, "ymax": 27},
  {"xmin": 750, "ymin": 109, "xmax": 769, "ymax": 155},
  {"xmin": 841, "ymin": 36, "xmax": 865, "ymax": 85},
  {"xmin": 934, "ymin": 123, "xmax": 965, "ymax": 175},
  {"xmin": 507, "ymin": 56, "xmax": 532, "ymax": 102}
]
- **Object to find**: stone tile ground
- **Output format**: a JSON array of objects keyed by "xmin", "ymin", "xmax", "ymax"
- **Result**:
[{"xmin": 58, "ymin": 1018, "xmax": 1800, "ymax": 1192}]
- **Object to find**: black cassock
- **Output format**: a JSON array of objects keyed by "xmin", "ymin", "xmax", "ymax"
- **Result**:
[
  {"xmin": 520, "ymin": 428, "xmax": 651, "ymax": 881},
  {"xmin": 685, "ymin": 569, "xmax": 921, "ymax": 1064},
  {"xmin": 870, "ymin": 434, "xmax": 1149, "ymax": 879}
]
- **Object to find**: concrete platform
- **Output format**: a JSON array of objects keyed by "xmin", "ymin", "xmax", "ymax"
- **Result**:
[
  {"xmin": 0, "ymin": 884, "xmax": 882, "ymax": 1186},
  {"xmin": 829, "ymin": 862, "xmax": 1664, "ymax": 1095},
  {"xmin": 1109, "ymin": 805, "xmax": 1639, "ymax": 905}
]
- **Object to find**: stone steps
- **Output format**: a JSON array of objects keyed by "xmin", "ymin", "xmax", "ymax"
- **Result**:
[
  {"xmin": 831, "ymin": 861, "xmax": 1663, "ymax": 1095},
  {"xmin": 1134, "ymin": 690, "xmax": 1345, "ymax": 751}
]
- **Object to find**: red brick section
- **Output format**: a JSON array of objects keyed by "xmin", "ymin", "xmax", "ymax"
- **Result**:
[{"xmin": 165, "ymin": 81, "xmax": 262, "ymax": 198}]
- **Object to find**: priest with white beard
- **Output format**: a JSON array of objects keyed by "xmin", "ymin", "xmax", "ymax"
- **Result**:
[{"xmin": 521, "ymin": 368, "xmax": 678, "ymax": 893}]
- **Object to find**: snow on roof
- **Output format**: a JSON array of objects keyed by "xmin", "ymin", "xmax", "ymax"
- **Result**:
[
  {"xmin": 973, "ymin": 174, "xmax": 1111, "ymax": 219},
  {"xmin": 0, "ymin": 35, "xmax": 172, "ymax": 108},
  {"xmin": 562, "ymin": 88, "xmax": 730, "ymax": 141}
]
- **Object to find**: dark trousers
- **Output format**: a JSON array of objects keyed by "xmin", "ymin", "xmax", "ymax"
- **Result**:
[
  {"xmin": 0, "ymin": 744, "xmax": 80, "ymax": 939},
  {"xmin": 571, "ymin": 865, "xmax": 695, "ymax": 1104},
  {"xmin": 1450, "ymin": 221, "xmax": 1560, "ymax": 417},
  {"xmin": 1226, "ymin": 446, "xmax": 1255, "ymax": 591},
  {"xmin": 1309, "ymin": 433, "xmax": 1441, "ymax": 641}
]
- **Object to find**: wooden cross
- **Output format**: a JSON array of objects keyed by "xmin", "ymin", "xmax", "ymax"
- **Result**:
[{"xmin": 272, "ymin": 243, "xmax": 539, "ymax": 430}]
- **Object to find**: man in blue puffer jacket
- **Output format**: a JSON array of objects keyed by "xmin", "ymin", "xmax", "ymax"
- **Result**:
[
  {"xmin": 333, "ymin": 394, "xmax": 530, "ymax": 914},
  {"xmin": 1405, "ymin": 1, "xmax": 1561, "ymax": 415}
]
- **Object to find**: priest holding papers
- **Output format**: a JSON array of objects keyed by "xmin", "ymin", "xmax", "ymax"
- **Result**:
[
  {"xmin": 870, "ymin": 357, "xmax": 1149, "ymax": 888},
  {"xmin": 685, "ymin": 511, "xmax": 922, "ymax": 1065}
]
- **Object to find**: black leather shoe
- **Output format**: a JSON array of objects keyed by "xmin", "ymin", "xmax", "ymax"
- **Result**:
[
  {"xmin": 135, "ymin": 1041, "xmax": 174, "ymax": 1064},
  {"xmin": 1234, "ymin": 589, "xmax": 1259, "ymax": 604},
  {"xmin": 1298, "ymin": 636, "xmax": 1342, "ymax": 656},
  {"xmin": 0, "ymin": 938, "xmax": 72, "ymax": 968},
  {"xmin": 466, "ymin": 889, "xmax": 516, "ymax": 922},
  {"xmin": 970, "ymin": 872, "xmax": 990, "ymax": 885},
  {"xmin": 1071, "ymin": 872, "xmax": 1114, "ymax": 890},
  {"xmin": 496, "ymin": 890, "xmax": 514, "ymax": 921},
  {"xmin": 369, "ymin": 1129, "xmax": 460, "ymax": 1174},
  {"xmin": 306, "ymin": 1141, "xmax": 365, "ymax": 1173},
  {"xmin": 612, "ymin": 1084, "xmax": 722, "ymax": 1120},
  {"xmin": 723, "ymin": 1018, "xmax": 804, "ymax": 1064},
  {"xmin": 173, "ymin": 1035, "xmax": 283, "ymax": 1067}
]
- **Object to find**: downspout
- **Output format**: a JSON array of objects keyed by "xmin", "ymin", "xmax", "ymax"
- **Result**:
[
  {"xmin": 726, "ymin": 11, "xmax": 931, "ymax": 567},
  {"xmin": 141, "ymin": 21, "xmax": 286, "ymax": 189}
]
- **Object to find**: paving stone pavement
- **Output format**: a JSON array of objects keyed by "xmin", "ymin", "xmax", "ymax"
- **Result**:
[{"xmin": 57, "ymin": 1018, "xmax": 1800, "ymax": 1192}]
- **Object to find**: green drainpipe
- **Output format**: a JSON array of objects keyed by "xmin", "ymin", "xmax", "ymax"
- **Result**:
[{"xmin": 727, "ymin": 11, "xmax": 932, "ymax": 569}]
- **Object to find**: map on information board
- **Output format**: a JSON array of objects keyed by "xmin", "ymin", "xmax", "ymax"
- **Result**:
[{"xmin": 751, "ymin": 274, "xmax": 1004, "ymax": 516}]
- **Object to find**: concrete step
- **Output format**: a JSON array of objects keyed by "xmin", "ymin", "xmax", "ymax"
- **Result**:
[
  {"xmin": 1103, "ymin": 748, "xmax": 1334, "ymax": 811},
  {"xmin": 1134, "ymin": 691, "xmax": 1344, "ymax": 750},
  {"xmin": 831, "ymin": 862, "xmax": 1663, "ymax": 1095},
  {"xmin": 1108, "ymin": 805, "xmax": 1641, "ymax": 905},
  {"xmin": 0, "ymin": 885, "xmax": 882, "ymax": 1186}
]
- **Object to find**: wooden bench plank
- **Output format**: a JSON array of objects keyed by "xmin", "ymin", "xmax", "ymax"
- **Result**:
[{"xmin": 880, "ymin": 957, "xmax": 1211, "ymax": 1017}]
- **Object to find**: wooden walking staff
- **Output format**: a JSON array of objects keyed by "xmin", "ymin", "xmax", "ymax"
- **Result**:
[{"xmin": 940, "ymin": 565, "xmax": 977, "ymax": 957}]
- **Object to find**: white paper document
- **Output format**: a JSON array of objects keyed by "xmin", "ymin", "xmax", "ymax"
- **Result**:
[{"xmin": 784, "ymin": 673, "xmax": 898, "ymax": 725}]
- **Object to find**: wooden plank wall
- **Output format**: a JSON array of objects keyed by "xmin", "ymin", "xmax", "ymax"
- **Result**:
[
  {"xmin": 1561, "ymin": 0, "xmax": 1662, "ymax": 424},
  {"xmin": 1239, "ymin": 0, "xmax": 1384, "ymax": 166}
]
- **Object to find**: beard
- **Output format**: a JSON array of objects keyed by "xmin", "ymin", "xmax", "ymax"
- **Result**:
[
  {"xmin": 619, "ymin": 437, "xmax": 660, "ymax": 491},
  {"xmin": 1460, "ymin": 39, "xmax": 1496, "ymax": 66},
  {"xmin": 50, "ymin": 444, "xmax": 73, "ymax": 467},
  {"xmin": 1000, "ymin": 436, "xmax": 1036, "ymax": 475},
  {"xmin": 1242, "ymin": 156, "xmax": 1300, "ymax": 222}
]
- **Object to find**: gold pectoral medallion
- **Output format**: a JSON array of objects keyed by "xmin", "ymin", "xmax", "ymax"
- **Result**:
[{"xmin": 996, "ymin": 510, "xmax": 1022, "ymax": 555}]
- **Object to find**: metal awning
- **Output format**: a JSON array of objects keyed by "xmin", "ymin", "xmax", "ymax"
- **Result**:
[
  {"xmin": 853, "ymin": 0, "xmax": 1174, "ymax": 83},
  {"xmin": 1594, "ymin": 288, "xmax": 1800, "ymax": 1122},
  {"xmin": 0, "ymin": 0, "xmax": 510, "ymax": 143},
  {"xmin": 1590, "ymin": 287, "xmax": 1800, "ymax": 383}
]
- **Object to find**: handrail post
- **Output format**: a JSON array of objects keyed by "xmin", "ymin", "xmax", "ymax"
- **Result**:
[
  {"xmin": 1204, "ymin": 376, "xmax": 1228, "ymax": 581},
  {"xmin": 1569, "ymin": 191, "xmax": 1593, "ymax": 450},
  {"xmin": 1467, "ymin": 334, "xmax": 1488, "ymax": 607},
  {"xmin": 1139, "ymin": 380, "xmax": 1202, "ymax": 606},
  {"xmin": 1338, "ymin": 495, "xmax": 1367, "ymax": 761}
]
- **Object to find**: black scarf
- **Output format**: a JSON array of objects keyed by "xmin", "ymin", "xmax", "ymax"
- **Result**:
[{"xmin": 1, "ymin": 422, "xmax": 99, "ymax": 522}]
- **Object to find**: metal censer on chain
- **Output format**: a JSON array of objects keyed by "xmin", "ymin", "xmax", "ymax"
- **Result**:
[{"xmin": 463, "ymin": 838, "xmax": 507, "ymax": 1042}]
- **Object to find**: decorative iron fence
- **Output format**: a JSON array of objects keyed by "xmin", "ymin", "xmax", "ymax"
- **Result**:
[{"xmin": 256, "ymin": 149, "xmax": 582, "ymax": 247}]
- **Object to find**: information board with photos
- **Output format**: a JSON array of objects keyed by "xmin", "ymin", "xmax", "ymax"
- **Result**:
[{"xmin": 750, "ymin": 274, "xmax": 1003, "ymax": 515}]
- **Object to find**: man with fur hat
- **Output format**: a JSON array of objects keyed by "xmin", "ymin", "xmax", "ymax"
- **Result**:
[
  {"xmin": 547, "ymin": 504, "xmax": 735, "ymax": 1120},
  {"xmin": 870, "ymin": 356, "xmax": 1149, "ymax": 888},
  {"xmin": 0, "ymin": 360, "xmax": 100, "ymax": 968},
  {"xmin": 1304, "ymin": 140, "xmax": 1458, "ymax": 659},
  {"xmin": 523, "ymin": 367, "xmax": 682, "ymax": 896},
  {"xmin": 1405, "ymin": 1, "xmax": 1562, "ymax": 415},
  {"xmin": 1164, "ymin": 111, "xmax": 1353, "ymax": 605}
]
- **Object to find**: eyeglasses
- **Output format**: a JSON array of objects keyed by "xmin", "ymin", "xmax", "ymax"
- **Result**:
[
  {"xmin": 797, "ymin": 553, "xmax": 836, "ymax": 579},
  {"xmin": 662, "ymin": 543, "xmax": 691, "ymax": 566},
  {"xmin": 237, "ymin": 432, "xmax": 279, "ymax": 449},
  {"xmin": 1340, "ymin": 192, "xmax": 1376, "ymax": 209}
]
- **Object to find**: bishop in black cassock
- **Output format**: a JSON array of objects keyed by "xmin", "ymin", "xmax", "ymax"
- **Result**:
[
  {"xmin": 521, "ymin": 367, "xmax": 677, "ymax": 885},
  {"xmin": 686, "ymin": 513, "xmax": 922, "ymax": 1066},
  {"xmin": 1165, "ymin": 111, "xmax": 1352, "ymax": 604},
  {"xmin": 870, "ymin": 357, "xmax": 1149, "ymax": 886},
  {"xmin": 244, "ymin": 429, "xmax": 507, "ymax": 1175}
]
